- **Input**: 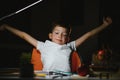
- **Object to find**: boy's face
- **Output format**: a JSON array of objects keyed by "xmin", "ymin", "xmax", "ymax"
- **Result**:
[{"xmin": 49, "ymin": 26, "xmax": 69, "ymax": 45}]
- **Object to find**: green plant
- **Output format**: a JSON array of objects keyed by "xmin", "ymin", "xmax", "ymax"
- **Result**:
[
  {"xmin": 19, "ymin": 52, "xmax": 34, "ymax": 77},
  {"xmin": 20, "ymin": 52, "xmax": 32, "ymax": 65}
]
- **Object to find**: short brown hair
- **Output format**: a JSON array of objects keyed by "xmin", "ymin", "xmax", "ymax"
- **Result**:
[{"xmin": 49, "ymin": 20, "xmax": 72, "ymax": 36}]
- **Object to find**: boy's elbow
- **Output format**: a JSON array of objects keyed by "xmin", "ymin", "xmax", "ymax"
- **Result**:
[{"xmin": 20, "ymin": 32, "xmax": 27, "ymax": 39}]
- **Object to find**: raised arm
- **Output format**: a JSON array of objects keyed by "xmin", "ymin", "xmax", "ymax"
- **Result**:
[
  {"xmin": 75, "ymin": 17, "xmax": 112, "ymax": 48},
  {"xmin": 0, "ymin": 24, "xmax": 38, "ymax": 48}
]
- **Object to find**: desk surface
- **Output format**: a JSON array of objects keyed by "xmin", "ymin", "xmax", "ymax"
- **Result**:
[
  {"xmin": 0, "ymin": 68, "xmax": 88, "ymax": 79},
  {"xmin": 0, "ymin": 68, "xmax": 120, "ymax": 80}
]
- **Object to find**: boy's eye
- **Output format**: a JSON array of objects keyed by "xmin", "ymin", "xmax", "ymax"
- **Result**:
[
  {"xmin": 63, "ymin": 34, "xmax": 67, "ymax": 36},
  {"xmin": 63, "ymin": 33, "xmax": 67, "ymax": 36},
  {"xmin": 54, "ymin": 32, "xmax": 67, "ymax": 36},
  {"xmin": 55, "ymin": 32, "xmax": 59, "ymax": 34}
]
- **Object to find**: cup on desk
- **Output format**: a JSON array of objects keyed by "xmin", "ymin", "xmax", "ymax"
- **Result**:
[{"xmin": 20, "ymin": 63, "xmax": 34, "ymax": 77}]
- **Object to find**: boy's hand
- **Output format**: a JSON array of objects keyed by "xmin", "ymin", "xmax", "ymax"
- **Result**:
[{"xmin": 103, "ymin": 17, "xmax": 112, "ymax": 26}]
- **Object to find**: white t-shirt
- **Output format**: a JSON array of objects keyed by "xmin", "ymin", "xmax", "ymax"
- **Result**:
[{"xmin": 36, "ymin": 40, "xmax": 76, "ymax": 72}]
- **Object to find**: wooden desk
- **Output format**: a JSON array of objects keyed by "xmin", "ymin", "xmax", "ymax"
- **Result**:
[
  {"xmin": 0, "ymin": 68, "xmax": 119, "ymax": 80},
  {"xmin": 0, "ymin": 68, "xmax": 88, "ymax": 79},
  {"xmin": 89, "ymin": 65, "xmax": 119, "ymax": 79}
]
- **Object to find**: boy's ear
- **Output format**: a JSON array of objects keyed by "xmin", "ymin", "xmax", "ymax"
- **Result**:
[{"xmin": 49, "ymin": 33, "xmax": 52, "ymax": 39}]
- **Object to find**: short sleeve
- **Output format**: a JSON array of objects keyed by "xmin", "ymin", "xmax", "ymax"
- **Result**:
[
  {"xmin": 67, "ymin": 41, "xmax": 76, "ymax": 51},
  {"xmin": 36, "ymin": 41, "xmax": 44, "ymax": 51}
]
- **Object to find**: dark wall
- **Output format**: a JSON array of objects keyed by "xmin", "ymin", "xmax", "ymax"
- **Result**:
[
  {"xmin": 0, "ymin": 0, "xmax": 35, "ymax": 68},
  {"xmin": 98, "ymin": 0, "xmax": 120, "ymax": 65}
]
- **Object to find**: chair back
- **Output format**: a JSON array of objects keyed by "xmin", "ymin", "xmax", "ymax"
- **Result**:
[
  {"xmin": 31, "ymin": 48, "xmax": 43, "ymax": 70},
  {"xmin": 31, "ymin": 48, "xmax": 82, "ymax": 72}
]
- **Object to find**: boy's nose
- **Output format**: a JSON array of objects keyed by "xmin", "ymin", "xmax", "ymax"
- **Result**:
[{"xmin": 58, "ymin": 34, "xmax": 62, "ymax": 38}]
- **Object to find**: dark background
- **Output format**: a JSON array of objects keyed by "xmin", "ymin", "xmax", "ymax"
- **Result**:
[{"xmin": 0, "ymin": 0, "xmax": 120, "ymax": 68}]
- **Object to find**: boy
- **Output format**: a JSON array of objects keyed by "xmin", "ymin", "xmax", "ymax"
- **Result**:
[{"xmin": 0, "ymin": 17, "xmax": 112, "ymax": 72}]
